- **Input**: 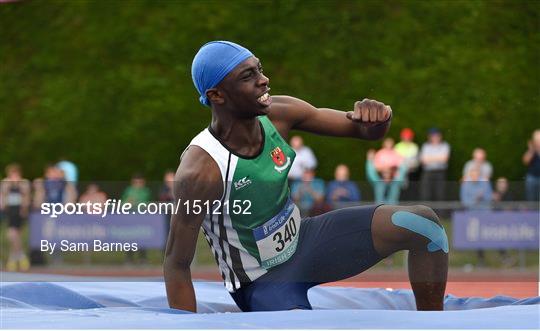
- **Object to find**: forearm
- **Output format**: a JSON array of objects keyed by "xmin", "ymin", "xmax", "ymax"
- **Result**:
[
  {"xmin": 523, "ymin": 150, "xmax": 533, "ymax": 165},
  {"xmin": 164, "ymin": 260, "xmax": 197, "ymax": 312},
  {"xmin": 423, "ymin": 154, "xmax": 447, "ymax": 164},
  {"xmin": 366, "ymin": 160, "xmax": 380, "ymax": 182}
]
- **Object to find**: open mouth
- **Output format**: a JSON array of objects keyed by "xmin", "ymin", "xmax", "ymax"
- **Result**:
[{"xmin": 257, "ymin": 92, "xmax": 272, "ymax": 107}]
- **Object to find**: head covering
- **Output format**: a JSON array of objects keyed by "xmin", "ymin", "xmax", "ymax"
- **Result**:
[
  {"xmin": 428, "ymin": 127, "xmax": 441, "ymax": 135},
  {"xmin": 191, "ymin": 41, "xmax": 254, "ymax": 106},
  {"xmin": 400, "ymin": 128, "xmax": 414, "ymax": 140}
]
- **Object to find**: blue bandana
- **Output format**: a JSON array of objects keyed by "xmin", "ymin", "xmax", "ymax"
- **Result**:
[{"xmin": 191, "ymin": 41, "xmax": 254, "ymax": 106}]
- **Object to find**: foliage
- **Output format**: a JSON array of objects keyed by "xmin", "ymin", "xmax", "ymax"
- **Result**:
[{"xmin": 1, "ymin": 0, "xmax": 539, "ymax": 181}]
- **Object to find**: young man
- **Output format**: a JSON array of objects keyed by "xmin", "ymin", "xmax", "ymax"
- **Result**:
[
  {"xmin": 164, "ymin": 41, "xmax": 448, "ymax": 312},
  {"xmin": 0, "ymin": 164, "xmax": 31, "ymax": 271}
]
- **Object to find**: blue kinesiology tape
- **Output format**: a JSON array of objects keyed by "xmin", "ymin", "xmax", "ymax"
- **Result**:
[{"xmin": 391, "ymin": 211, "xmax": 449, "ymax": 253}]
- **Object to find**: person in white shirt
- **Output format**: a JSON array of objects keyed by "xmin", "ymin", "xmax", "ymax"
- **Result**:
[
  {"xmin": 462, "ymin": 148, "xmax": 493, "ymax": 181},
  {"xmin": 420, "ymin": 128, "xmax": 450, "ymax": 201},
  {"xmin": 288, "ymin": 135, "xmax": 317, "ymax": 182}
]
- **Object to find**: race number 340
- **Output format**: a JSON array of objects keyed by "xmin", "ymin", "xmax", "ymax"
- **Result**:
[{"xmin": 273, "ymin": 216, "xmax": 297, "ymax": 252}]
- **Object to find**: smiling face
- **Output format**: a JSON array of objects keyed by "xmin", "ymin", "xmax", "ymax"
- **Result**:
[{"xmin": 208, "ymin": 57, "xmax": 271, "ymax": 118}]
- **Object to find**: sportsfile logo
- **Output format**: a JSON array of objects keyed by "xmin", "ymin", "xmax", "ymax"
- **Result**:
[{"xmin": 234, "ymin": 176, "xmax": 252, "ymax": 190}]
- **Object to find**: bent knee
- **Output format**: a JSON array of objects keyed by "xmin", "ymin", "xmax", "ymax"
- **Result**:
[
  {"xmin": 408, "ymin": 205, "xmax": 440, "ymax": 225},
  {"xmin": 391, "ymin": 205, "xmax": 448, "ymax": 253}
]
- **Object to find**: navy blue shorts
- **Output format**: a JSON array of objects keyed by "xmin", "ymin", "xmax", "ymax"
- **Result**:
[{"xmin": 230, "ymin": 205, "xmax": 383, "ymax": 312}]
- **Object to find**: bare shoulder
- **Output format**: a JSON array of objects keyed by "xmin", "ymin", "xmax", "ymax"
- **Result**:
[{"xmin": 174, "ymin": 145, "xmax": 223, "ymax": 202}]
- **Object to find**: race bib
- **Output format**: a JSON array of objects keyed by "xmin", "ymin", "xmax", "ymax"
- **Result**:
[{"xmin": 252, "ymin": 198, "xmax": 301, "ymax": 269}]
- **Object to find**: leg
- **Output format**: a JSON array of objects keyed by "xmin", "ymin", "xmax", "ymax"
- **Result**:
[
  {"xmin": 536, "ymin": 177, "xmax": 540, "ymax": 201},
  {"xmin": 420, "ymin": 171, "xmax": 431, "ymax": 201},
  {"xmin": 7, "ymin": 227, "xmax": 22, "ymax": 254},
  {"xmin": 6, "ymin": 227, "xmax": 20, "ymax": 271},
  {"xmin": 6, "ymin": 209, "xmax": 26, "ymax": 271},
  {"xmin": 435, "ymin": 170, "xmax": 446, "ymax": 201},
  {"xmin": 477, "ymin": 250, "xmax": 485, "ymax": 267},
  {"xmin": 8, "ymin": 226, "xmax": 30, "ymax": 271},
  {"xmin": 371, "ymin": 205, "xmax": 448, "ymax": 310},
  {"xmin": 532, "ymin": 175, "xmax": 540, "ymax": 201},
  {"xmin": 387, "ymin": 180, "xmax": 402, "ymax": 204},
  {"xmin": 233, "ymin": 206, "xmax": 385, "ymax": 311},
  {"xmin": 374, "ymin": 182, "xmax": 386, "ymax": 203},
  {"xmin": 524, "ymin": 174, "xmax": 540, "ymax": 201}
]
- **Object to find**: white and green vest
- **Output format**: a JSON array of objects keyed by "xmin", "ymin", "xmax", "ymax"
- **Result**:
[{"xmin": 187, "ymin": 116, "xmax": 299, "ymax": 292}]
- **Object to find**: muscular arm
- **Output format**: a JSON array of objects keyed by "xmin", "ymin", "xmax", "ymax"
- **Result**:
[
  {"xmin": 268, "ymin": 96, "xmax": 391, "ymax": 140},
  {"xmin": 163, "ymin": 146, "xmax": 222, "ymax": 312}
]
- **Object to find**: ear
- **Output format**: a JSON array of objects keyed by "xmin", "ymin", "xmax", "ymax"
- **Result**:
[{"xmin": 206, "ymin": 88, "xmax": 225, "ymax": 105}]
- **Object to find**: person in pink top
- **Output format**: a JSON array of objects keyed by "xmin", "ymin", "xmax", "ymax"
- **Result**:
[{"xmin": 374, "ymin": 138, "xmax": 403, "ymax": 171}]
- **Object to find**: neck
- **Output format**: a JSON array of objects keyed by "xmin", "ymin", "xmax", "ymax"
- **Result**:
[{"xmin": 210, "ymin": 112, "xmax": 263, "ymax": 157}]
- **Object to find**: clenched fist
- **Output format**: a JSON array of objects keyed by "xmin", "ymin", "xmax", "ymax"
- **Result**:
[{"xmin": 346, "ymin": 98, "xmax": 392, "ymax": 124}]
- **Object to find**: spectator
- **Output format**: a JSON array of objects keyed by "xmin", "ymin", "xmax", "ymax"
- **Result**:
[
  {"xmin": 394, "ymin": 128, "xmax": 419, "ymax": 173},
  {"xmin": 0, "ymin": 164, "xmax": 31, "ymax": 271},
  {"xmin": 463, "ymin": 148, "xmax": 493, "ymax": 180},
  {"xmin": 366, "ymin": 149, "xmax": 407, "ymax": 204},
  {"xmin": 395, "ymin": 128, "xmax": 420, "ymax": 200},
  {"xmin": 374, "ymin": 138, "xmax": 403, "ymax": 171},
  {"xmin": 122, "ymin": 173, "xmax": 151, "ymax": 207},
  {"xmin": 37, "ymin": 165, "xmax": 77, "ymax": 205},
  {"xmin": 159, "ymin": 170, "xmax": 175, "ymax": 203},
  {"xmin": 79, "ymin": 183, "xmax": 108, "ymax": 207},
  {"xmin": 291, "ymin": 168, "xmax": 325, "ymax": 217},
  {"xmin": 420, "ymin": 128, "xmax": 450, "ymax": 201},
  {"xmin": 492, "ymin": 177, "xmax": 516, "ymax": 266},
  {"xmin": 288, "ymin": 136, "xmax": 317, "ymax": 182},
  {"xmin": 460, "ymin": 166, "xmax": 493, "ymax": 267},
  {"xmin": 460, "ymin": 166, "xmax": 492, "ymax": 210},
  {"xmin": 56, "ymin": 157, "xmax": 79, "ymax": 183},
  {"xmin": 49, "ymin": 165, "xmax": 76, "ymax": 263},
  {"xmin": 31, "ymin": 178, "xmax": 45, "ymax": 210},
  {"xmin": 326, "ymin": 164, "xmax": 361, "ymax": 205},
  {"xmin": 492, "ymin": 177, "xmax": 514, "ymax": 208},
  {"xmin": 78, "ymin": 183, "xmax": 107, "ymax": 264},
  {"xmin": 159, "ymin": 170, "xmax": 175, "ymax": 245},
  {"xmin": 522, "ymin": 129, "xmax": 540, "ymax": 201},
  {"xmin": 122, "ymin": 173, "xmax": 151, "ymax": 264}
]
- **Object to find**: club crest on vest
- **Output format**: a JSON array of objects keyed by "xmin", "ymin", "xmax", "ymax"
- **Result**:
[{"xmin": 270, "ymin": 147, "xmax": 291, "ymax": 173}]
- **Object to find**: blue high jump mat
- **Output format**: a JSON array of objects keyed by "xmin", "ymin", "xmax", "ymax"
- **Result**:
[{"xmin": 1, "ymin": 274, "xmax": 538, "ymax": 329}]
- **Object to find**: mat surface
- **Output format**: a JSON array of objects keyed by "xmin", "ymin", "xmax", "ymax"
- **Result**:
[{"xmin": 1, "ymin": 276, "xmax": 539, "ymax": 329}]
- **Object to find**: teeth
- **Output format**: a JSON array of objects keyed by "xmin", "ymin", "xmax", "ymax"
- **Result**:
[{"xmin": 258, "ymin": 93, "xmax": 269, "ymax": 102}]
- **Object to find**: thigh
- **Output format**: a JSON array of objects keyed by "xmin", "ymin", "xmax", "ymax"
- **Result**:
[
  {"xmin": 290, "ymin": 205, "xmax": 384, "ymax": 284},
  {"xmin": 7, "ymin": 207, "xmax": 23, "ymax": 229}
]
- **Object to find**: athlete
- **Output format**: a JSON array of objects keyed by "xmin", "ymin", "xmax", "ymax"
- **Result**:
[{"xmin": 164, "ymin": 41, "xmax": 448, "ymax": 312}]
